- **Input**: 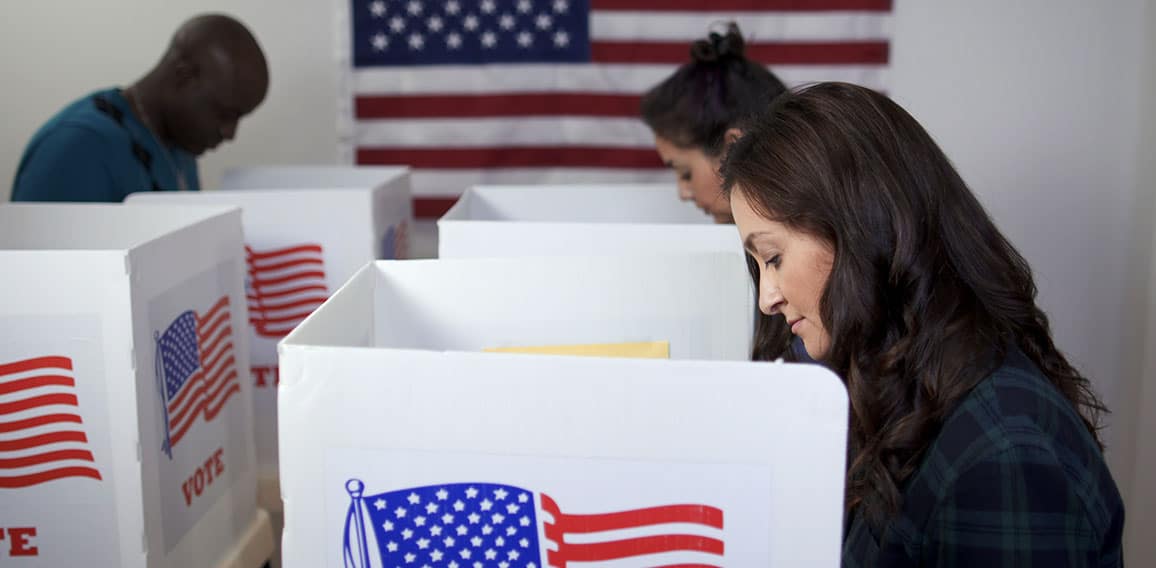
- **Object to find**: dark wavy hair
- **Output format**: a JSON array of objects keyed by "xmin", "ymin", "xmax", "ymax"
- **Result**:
[
  {"xmin": 721, "ymin": 82, "xmax": 1108, "ymax": 528},
  {"xmin": 640, "ymin": 23, "xmax": 787, "ymax": 157}
]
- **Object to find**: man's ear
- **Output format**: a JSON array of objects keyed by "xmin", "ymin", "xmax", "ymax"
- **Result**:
[{"xmin": 172, "ymin": 56, "xmax": 199, "ymax": 89}]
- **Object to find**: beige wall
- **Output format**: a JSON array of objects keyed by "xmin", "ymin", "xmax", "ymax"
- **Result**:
[{"xmin": 0, "ymin": 0, "xmax": 341, "ymax": 199}]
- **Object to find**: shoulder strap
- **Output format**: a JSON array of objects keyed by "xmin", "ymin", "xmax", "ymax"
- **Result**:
[{"xmin": 92, "ymin": 94, "xmax": 162, "ymax": 192}]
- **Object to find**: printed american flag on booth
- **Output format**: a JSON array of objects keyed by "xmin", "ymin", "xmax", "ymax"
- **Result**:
[
  {"xmin": 156, "ymin": 296, "xmax": 241, "ymax": 457},
  {"xmin": 343, "ymin": 0, "xmax": 894, "ymax": 218},
  {"xmin": 246, "ymin": 244, "xmax": 330, "ymax": 338},
  {"xmin": 342, "ymin": 480, "xmax": 724, "ymax": 568},
  {"xmin": 0, "ymin": 355, "xmax": 102, "ymax": 488}
]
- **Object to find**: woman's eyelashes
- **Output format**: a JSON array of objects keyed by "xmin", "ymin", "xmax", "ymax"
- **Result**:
[
  {"xmin": 764, "ymin": 253, "xmax": 781, "ymax": 269},
  {"xmin": 679, "ymin": 171, "xmax": 692, "ymax": 181}
]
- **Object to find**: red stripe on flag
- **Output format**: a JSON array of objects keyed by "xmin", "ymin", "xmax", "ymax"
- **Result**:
[
  {"xmin": 204, "ymin": 384, "xmax": 242, "ymax": 420},
  {"xmin": 247, "ymin": 256, "xmax": 324, "ymax": 273},
  {"xmin": 198, "ymin": 330, "xmax": 231, "ymax": 368},
  {"xmin": 246, "ymin": 243, "xmax": 328, "ymax": 339},
  {"xmin": 540, "ymin": 494, "xmax": 724, "ymax": 565},
  {"xmin": 357, "ymin": 147, "xmax": 664, "ymax": 169},
  {"xmin": 247, "ymin": 284, "xmax": 329, "ymax": 301},
  {"xmin": 0, "ymin": 374, "xmax": 74, "ymax": 396},
  {"xmin": 591, "ymin": 0, "xmax": 891, "ymax": 10},
  {"xmin": 0, "ymin": 466, "xmax": 103, "ymax": 489},
  {"xmin": 0, "ymin": 431, "xmax": 88, "ymax": 452},
  {"xmin": 0, "ymin": 413, "xmax": 82, "ymax": 434},
  {"xmin": 246, "ymin": 244, "xmax": 324, "ymax": 261},
  {"xmin": 169, "ymin": 371, "xmax": 240, "ymax": 447},
  {"xmin": 247, "ymin": 295, "xmax": 327, "ymax": 313},
  {"xmin": 0, "ymin": 393, "xmax": 78, "ymax": 416},
  {"xmin": 545, "ymin": 503, "xmax": 724, "ymax": 533},
  {"xmin": 167, "ymin": 349, "xmax": 234, "ymax": 423},
  {"xmin": 547, "ymin": 535, "xmax": 725, "ymax": 564},
  {"xmin": 0, "ymin": 356, "xmax": 72, "ymax": 377},
  {"xmin": 591, "ymin": 41, "xmax": 890, "ymax": 65},
  {"xmin": 414, "ymin": 198, "xmax": 459, "ymax": 219},
  {"xmin": 198, "ymin": 311, "xmax": 231, "ymax": 347},
  {"xmin": 202, "ymin": 296, "xmax": 230, "ymax": 320},
  {"xmin": 252, "ymin": 270, "xmax": 328, "ymax": 288},
  {"xmin": 356, "ymin": 93, "xmax": 641, "ymax": 119},
  {"xmin": 251, "ymin": 309, "xmax": 324, "ymax": 326},
  {"xmin": 0, "ymin": 449, "xmax": 96, "ymax": 469}
]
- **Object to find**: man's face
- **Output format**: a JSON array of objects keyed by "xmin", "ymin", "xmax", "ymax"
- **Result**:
[{"xmin": 166, "ymin": 48, "xmax": 267, "ymax": 155}]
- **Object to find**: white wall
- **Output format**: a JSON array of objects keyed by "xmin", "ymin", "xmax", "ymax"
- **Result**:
[
  {"xmin": 0, "ymin": 0, "xmax": 341, "ymax": 200},
  {"xmin": 889, "ymin": 1, "xmax": 1153, "ymax": 562},
  {"xmin": 2, "ymin": 0, "xmax": 1154, "ymax": 560},
  {"xmin": 1120, "ymin": 0, "xmax": 1156, "ymax": 562}
]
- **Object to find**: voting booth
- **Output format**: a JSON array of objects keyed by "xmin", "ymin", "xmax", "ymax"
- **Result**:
[
  {"xmin": 438, "ymin": 184, "xmax": 742, "ymax": 258},
  {"xmin": 277, "ymin": 255, "xmax": 848, "ymax": 567},
  {"xmin": 128, "ymin": 184, "xmax": 410, "ymax": 487},
  {"xmin": 0, "ymin": 204, "xmax": 271, "ymax": 567},
  {"xmin": 218, "ymin": 166, "xmax": 425, "ymax": 258}
]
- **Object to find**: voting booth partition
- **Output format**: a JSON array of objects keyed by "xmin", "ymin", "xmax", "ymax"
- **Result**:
[
  {"xmin": 277, "ymin": 255, "xmax": 849, "ymax": 567},
  {"xmin": 0, "ymin": 204, "xmax": 271, "ymax": 567},
  {"xmin": 128, "ymin": 183, "xmax": 410, "ymax": 490},
  {"xmin": 438, "ymin": 184, "xmax": 742, "ymax": 258},
  {"xmin": 218, "ymin": 166, "xmax": 423, "ymax": 258}
]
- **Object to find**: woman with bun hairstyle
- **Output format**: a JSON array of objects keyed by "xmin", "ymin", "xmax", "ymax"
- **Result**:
[
  {"xmin": 643, "ymin": 24, "xmax": 794, "ymax": 361},
  {"xmin": 640, "ymin": 23, "xmax": 787, "ymax": 224},
  {"xmin": 724, "ymin": 82, "xmax": 1124, "ymax": 565}
]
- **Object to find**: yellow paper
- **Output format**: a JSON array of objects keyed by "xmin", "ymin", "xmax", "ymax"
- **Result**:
[{"xmin": 484, "ymin": 340, "xmax": 670, "ymax": 359}]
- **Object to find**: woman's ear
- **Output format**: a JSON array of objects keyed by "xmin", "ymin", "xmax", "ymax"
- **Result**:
[{"xmin": 724, "ymin": 127, "xmax": 743, "ymax": 147}]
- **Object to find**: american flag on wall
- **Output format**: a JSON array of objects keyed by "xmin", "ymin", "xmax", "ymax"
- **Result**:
[
  {"xmin": 155, "ymin": 296, "xmax": 241, "ymax": 457},
  {"xmin": 246, "ymin": 244, "xmax": 330, "ymax": 338},
  {"xmin": 0, "ymin": 356, "xmax": 102, "ymax": 488},
  {"xmin": 342, "ymin": 480, "xmax": 724, "ymax": 568},
  {"xmin": 342, "ymin": 0, "xmax": 894, "ymax": 218}
]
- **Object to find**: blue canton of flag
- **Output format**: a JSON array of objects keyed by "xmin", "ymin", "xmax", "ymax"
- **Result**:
[
  {"xmin": 159, "ymin": 311, "xmax": 201, "ymax": 404},
  {"xmin": 353, "ymin": 0, "xmax": 590, "ymax": 66},
  {"xmin": 346, "ymin": 481, "xmax": 542, "ymax": 568}
]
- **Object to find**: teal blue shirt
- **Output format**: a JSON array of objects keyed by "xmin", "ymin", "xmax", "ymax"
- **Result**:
[{"xmin": 11, "ymin": 88, "xmax": 200, "ymax": 202}]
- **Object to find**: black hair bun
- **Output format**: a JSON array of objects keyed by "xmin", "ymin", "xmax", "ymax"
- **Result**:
[{"xmin": 690, "ymin": 22, "xmax": 746, "ymax": 64}]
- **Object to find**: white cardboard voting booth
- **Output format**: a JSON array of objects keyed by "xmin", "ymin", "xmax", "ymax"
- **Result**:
[
  {"xmin": 127, "ymin": 186, "xmax": 410, "ymax": 497},
  {"xmin": 0, "ymin": 204, "xmax": 271, "ymax": 568},
  {"xmin": 438, "ymin": 184, "xmax": 743, "ymax": 258},
  {"xmin": 218, "ymin": 166, "xmax": 426, "ymax": 258},
  {"xmin": 278, "ymin": 255, "xmax": 848, "ymax": 567}
]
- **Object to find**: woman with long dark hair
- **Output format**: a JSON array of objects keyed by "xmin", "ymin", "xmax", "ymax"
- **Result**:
[{"xmin": 724, "ymin": 82, "xmax": 1124, "ymax": 565}]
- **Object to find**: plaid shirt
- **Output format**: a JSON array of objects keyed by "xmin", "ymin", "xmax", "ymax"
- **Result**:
[{"xmin": 842, "ymin": 349, "xmax": 1124, "ymax": 567}]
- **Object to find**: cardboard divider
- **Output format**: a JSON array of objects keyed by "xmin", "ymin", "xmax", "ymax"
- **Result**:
[
  {"xmin": 217, "ymin": 166, "xmax": 432, "ymax": 259},
  {"xmin": 0, "ymin": 203, "xmax": 264, "ymax": 567},
  {"xmin": 438, "ymin": 184, "xmax": 742, "ymax": 258},
  {"xmin": 276, "ymin": 255, "xmax": 847, "ymax": 567},
  {"xmin": 127, "ymin": 183, "xmax": 412, "ymax": 568}
]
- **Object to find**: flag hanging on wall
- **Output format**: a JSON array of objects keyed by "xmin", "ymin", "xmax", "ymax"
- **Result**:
[{"xmin": 341, "ymin": 0, "xmax": 894, "ymax": 218}]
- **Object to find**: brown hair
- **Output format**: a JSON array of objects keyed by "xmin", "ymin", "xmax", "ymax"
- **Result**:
[
  {"xmin": 722, "ymin": 82, "xmax": 1107, "ymax": 528},
  {"xmin": 640, "ymin": 23, "xmax": 787, "ymax": 157}
]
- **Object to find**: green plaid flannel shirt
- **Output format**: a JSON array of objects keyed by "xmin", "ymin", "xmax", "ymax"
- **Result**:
[{"xmin": 842, "ymin": 349, "xmax": 1124, "ymax": 567}]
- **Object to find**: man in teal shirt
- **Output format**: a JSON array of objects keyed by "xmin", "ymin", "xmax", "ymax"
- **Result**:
[{"xmin": 12, "ymin": 13, "xmax": 268, "ymax": 202}]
